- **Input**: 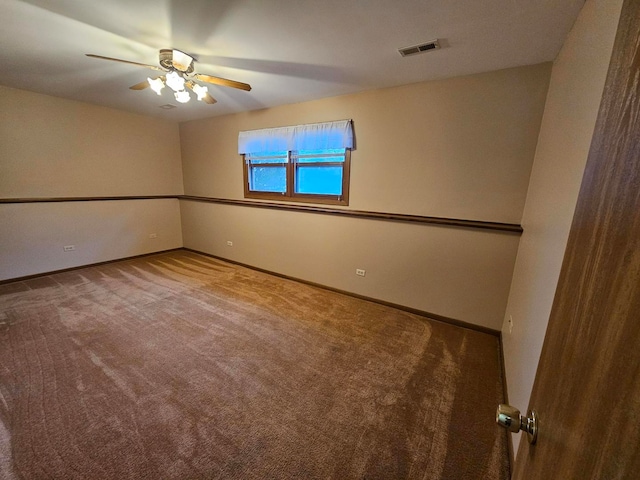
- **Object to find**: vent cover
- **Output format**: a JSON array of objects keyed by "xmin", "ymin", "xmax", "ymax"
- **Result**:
[
  {"xmin": 159, "ymin": 104, "xmax": 177, "ymax": 109},
  {"xmin": 398, "ymin": 39, "xmax": 440, "ymax": 57}
]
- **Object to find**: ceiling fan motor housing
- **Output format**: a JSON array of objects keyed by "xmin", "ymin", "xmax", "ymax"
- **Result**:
[{"xmin": 159, "ymin": 49, "xmax": 195, "ymax": 74}]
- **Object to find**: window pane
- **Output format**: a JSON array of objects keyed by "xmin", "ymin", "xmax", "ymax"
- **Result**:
[
  {"xmin": 298, "ymin": 149, "xmax": 345, "ymax": 155},
  {"xmin": 296, "ymin": 155, "xmax": 344, "ymax": 164},
  {"xmin": 294, "ymin": 149, "xmax": 345, "ymax": 164},
  {"xmin": 296, "ymin": 166, "xmax": 343, "ymax": 195},
  {"xmin": 250, "ymin": 166, "xmax": 286, "ymax": 192},
  {"xmin": 250, "ymin": 158, "xmax": 287, "ymax": 165},
  {"xmin": 247, "ymin": 152, "xmax": 288, "ymax": 164}
]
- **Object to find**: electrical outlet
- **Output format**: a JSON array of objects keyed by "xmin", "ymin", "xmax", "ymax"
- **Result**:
[
  {"xmin": 149, "ymin": 233, "xmax": 157, "ymax": 239},
  {"xmin": 508, "ymin": 315, "xmax": 514, "ymax": 334},
  {"xmin": 63, "ymin": 245, "xmax": 75, "ymax": 252},
  {"xmin": 355, "ymin": 269, "xmax": 366, "ymax": 277},
  {"xmin": 226, "ymin": 241, "xmax": 233, "ymax": 247}
]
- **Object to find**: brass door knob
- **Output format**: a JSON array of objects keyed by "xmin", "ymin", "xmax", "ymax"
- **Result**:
[{"xmin": 496, "ymin": 404, "xmax": 538, "ymax": 444}]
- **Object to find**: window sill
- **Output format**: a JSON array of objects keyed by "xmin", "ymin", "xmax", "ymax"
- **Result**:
[{"xmin": 244, "ymin": 192, "xmax": 348, "ymax": 206}]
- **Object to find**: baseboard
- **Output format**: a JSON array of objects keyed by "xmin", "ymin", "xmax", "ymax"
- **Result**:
[
  {"xmin": 0, "ymin": 248, "xmax": 183, "ymax": 285},
  {"xmin": 183, "ymin": 247, "xmax": 501, "ymax": 337},
  {"xmin": 1, "ymin": 246, "xmax": 502, "ymax": 338}
]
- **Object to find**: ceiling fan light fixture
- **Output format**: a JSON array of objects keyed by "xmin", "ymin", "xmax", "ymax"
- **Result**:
[
  {"xmin": 148, "ymin": 77, "xmax": 164, "ymax": 95},
  {"xmin": 87, "ymin": 48, "xmax": 252, "ymax": 108},
  {"xmin": 165, "ymin": 71, "xmax": 185, "ymax": 92},
  {"xmin": 171, "ymin": 50, "xmax": 194, "ymax": 72},
  {"xmin": 192, "ymin": 83, "xmax": 208, "ymax": 101},
  {"xmin": 174, "ymin": 90, "xmax": 190, "ymax": 103}
]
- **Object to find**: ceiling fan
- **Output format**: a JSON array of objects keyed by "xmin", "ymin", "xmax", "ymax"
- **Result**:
[{"xmin": 86, "ymin": 49, "xmax": 252, "ymax": 106}]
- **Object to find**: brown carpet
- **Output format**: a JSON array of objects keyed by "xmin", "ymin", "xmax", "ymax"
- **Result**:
[{"xmin": 0, "ymin": 250, "xmax": 510, "ymax": 479}]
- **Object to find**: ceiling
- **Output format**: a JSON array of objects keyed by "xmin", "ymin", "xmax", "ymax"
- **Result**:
[{"xmin": 0, "ymin": 0, "xmax": 585, "ymax": 123}]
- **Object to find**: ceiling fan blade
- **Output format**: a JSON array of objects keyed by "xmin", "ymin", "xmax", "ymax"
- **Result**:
[
  {"xmin": 86, "ymin": 54, "xmax": 164, "ymax": 72},
  {"xmin": 201, "ymin": 93, "xmax": 217, "ymax": 105},
  {"xmin": 129, "ymin": 80, "xmax": 150, "ymax": 90},
  {"xmin": 194, "ymin": 73, "xmax": 252, "ymax": 91}
]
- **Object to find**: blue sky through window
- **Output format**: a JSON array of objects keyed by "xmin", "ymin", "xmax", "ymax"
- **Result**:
[{"xmin": 248, "ymin": 148, "xmax": 345, "ymax": 196}]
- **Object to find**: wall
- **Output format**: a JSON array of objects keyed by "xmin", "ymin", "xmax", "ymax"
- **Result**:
[
  {"xmin": 180, "ymin": 64, "xmax": 552, "ymax": 330},
  {"xmin": 500, "ymin": 0, "xmax": 623, "ymax": 455},
  {"xmin": 0, "ymin": 200, "xmax": 182, "ymax": 279},
  {"xmin": 0, "ymin": 86, "xmax": 184, "ymax": 280}
]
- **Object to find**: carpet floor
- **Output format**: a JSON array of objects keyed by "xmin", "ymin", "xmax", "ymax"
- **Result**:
[{"xmin": 0, "ymin": 250, "xmax": 510, "ymax": 479}]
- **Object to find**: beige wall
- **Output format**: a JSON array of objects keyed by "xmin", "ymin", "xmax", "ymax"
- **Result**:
[
  {"xmin": 181, "ymin": 64, "xmax": 550, "ymax": 224},
  {"xmin": 0, "ymin": 200, "xmax": 182, "ymax": 280},
  {"xmin": 500, "ymin": 0, "xmax": 622, "ymax": 455},
  {"xmin": 180, "ymin": 64, "xmax": 552, "ymax": 330},
  {"xmin": 181, "ymin": 200, "xmax": 520, "ymax": 329},
  {"xmin": 0, "ymin": 86, "xmax": 184, "ymax": 280},
  {"xmin": 0, "ymin": 86, "xmax": 183, "ymax": 197}
]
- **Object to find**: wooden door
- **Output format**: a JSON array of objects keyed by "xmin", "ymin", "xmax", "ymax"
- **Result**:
[{"xmin": 513, "ymin": 0, "xmax": 640, "ymax": 478}]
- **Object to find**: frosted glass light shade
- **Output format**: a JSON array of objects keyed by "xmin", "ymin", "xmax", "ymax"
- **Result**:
[
  {"xmin": 192, "ymin": 83, "xmax": 208, "ymax": 101},
  {"xmin": 148, "ymin": 77, "xmax": 164, "ymax": 95},
  {"xmin": 174, "ymin": 90, "xmax": 190, "ymax": 103},
  {"xmin": 165, "ymin": 71, "xmax": 185, "ymax": 92},
  {"xmin": 172, "ymin": 50, "xmax": 193, "ymax": 72}
]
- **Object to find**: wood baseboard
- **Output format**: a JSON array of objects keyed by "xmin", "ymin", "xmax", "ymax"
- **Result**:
[
  {"xmin": 183, "ymin": 247, "xmax": 501, "ymax": 337},
  {"xmin": 0, "ymin": 248, "xmax": 182, "ymax": 285},
  {"xmin": 1, "ymin": 245, "xmax": 502, "ymax": 338}
]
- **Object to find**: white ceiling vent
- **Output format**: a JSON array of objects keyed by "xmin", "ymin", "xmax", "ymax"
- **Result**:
[
  {"xmin": 159, "ymin": 104, "xmax": 177, "ymax": 109},
  {"xmin": 398, "ymin": 39, "xmax": 440, "ymax": 57}
]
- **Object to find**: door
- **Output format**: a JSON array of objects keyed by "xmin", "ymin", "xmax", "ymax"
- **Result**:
[{"xmin": 513, "ymin": 0, "xmax": 640, "ymax": 478}]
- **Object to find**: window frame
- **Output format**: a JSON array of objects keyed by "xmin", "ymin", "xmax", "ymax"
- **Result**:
[{"xmin": 243, "ymin": 148, "xmax": 351, "ymax": 206}]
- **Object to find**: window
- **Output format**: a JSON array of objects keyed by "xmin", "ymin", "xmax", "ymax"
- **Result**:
[
  {"xmin": 243, "ymin": 148, "xmax": 350, "ymax": 204},
  {"xmin": 239, "ymin": 120, "xmax": 353, "ymax": 205}
]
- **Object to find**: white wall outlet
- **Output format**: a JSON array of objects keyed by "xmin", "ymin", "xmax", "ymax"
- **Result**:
[
  {"xmin": 63, "ymin": 245, "xmax": 75, "ymax": 252},
  {"xmin": 226, "ymin": 241, "xmax": 233, "ymax": 247},
  {"xmin": 508, "ymin": 315, "xmax": 514, "ymax": 334},
  {"xmin": 149, "ymin": 233, "xmax": 157, "ymax": 239},
  {"xmin": 356, "ymin": 268, "xmax": 366, "ymax": 277}
]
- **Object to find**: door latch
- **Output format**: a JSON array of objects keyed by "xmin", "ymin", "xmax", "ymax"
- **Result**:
[{"xmin": 496, "ymin": 404, "xmax": 538, "ymax": 444}]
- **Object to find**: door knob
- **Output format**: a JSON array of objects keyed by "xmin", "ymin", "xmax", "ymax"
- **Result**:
[{"xmin": 496, "ymin": 404, "xmax": 538, "ymax": 444}]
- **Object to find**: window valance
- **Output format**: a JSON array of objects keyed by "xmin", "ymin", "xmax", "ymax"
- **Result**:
[{"xmin": 238, "ymin": 120, "xmax": 353, "ymax": 154}]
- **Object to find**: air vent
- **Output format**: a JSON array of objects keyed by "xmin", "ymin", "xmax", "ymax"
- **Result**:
[
  {"xmin": 398, "ymin": 39, "xmax": 440, "ymax": 57},
  {"xmin": 159, "ymin": 104, "xmax": 177, "ymax": 109}
]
